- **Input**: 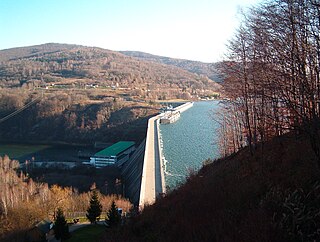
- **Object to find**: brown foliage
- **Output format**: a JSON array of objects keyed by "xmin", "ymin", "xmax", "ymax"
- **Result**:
[
  {"xmin": 0, "ymin": 156, "xmax": 132, "ymax": 240},
  {"xmin": 219, "ymin": 0, "xmax": 320, "ymax": 161},
  {"xmin": 0, "ymin": 43, "xmax": 219, "ymax": 96},
  {"xmin": 0, "ymin": 89, "xmax": 159, "ymax": 144}
]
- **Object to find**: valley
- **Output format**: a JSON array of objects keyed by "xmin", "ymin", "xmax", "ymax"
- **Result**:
[
  {"xmin": 0, "ymin": 44, "xmax": 222, "ymax": 222},
  {"xmin": 0, "ymin": 43, "xmax": 221, "ymax": 146}
]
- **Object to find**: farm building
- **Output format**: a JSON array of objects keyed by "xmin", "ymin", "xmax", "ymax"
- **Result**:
[{"xmin": 89, "ymin": 141, "xmax": 136, "ymax": 168}]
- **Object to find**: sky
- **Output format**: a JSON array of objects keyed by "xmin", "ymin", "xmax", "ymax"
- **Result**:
[{"xmin": 0, "ymin": 0, "xmax": 260, "ymax": 62}]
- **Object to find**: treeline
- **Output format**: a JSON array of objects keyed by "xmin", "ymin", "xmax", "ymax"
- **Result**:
[
  {"xmin": 0, "ymin": 89, "xmax": 158, "ymax": 144},
  {"xmin": 219, "ymin": 0, "xmax": 320, "ymax": 162},
  {"xmin": 0, "ymin": 155, "xmax": 132, "ymax": 240}
]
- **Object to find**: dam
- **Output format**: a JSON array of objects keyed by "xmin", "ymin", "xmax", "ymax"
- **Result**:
[{"xmin": 121, "ymin": 102, "xmax": 194, "ymax": 208}]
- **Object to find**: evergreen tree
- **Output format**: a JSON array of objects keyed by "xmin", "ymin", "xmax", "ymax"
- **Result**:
[
  {"xmin": 53, "ymin": 207, "xmax": 70, "ymax": 241},
  {"xmin": 106, "ymin": 200, "xmax": 121, "ymax": 228},
  {"xmin": 86, "ymin": 190, "xmax": 102, "ymax": 224}
]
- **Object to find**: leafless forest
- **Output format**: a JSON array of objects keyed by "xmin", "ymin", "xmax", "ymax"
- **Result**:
[
  {"xmin": 219, "ymin": 0, "xmax": 320, "ymax": 162},
  {"xmin": 0, "ymin": 43, "xmax": 220, "ymax": 144},
  {"xmin": 0, "ymin": 156, "xmax": 132, "ymax": 240}
]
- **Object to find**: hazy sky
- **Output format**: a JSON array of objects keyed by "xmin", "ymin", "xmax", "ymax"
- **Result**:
[{"xmin": 0, "ymin": 0, "xmax": 259, "ymax": 62}]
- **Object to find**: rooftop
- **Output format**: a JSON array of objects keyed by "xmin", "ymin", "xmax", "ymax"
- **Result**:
[
  {"xmin": 95, "ymin": 141, "xmax": 135, "ymax": 157},
  {"xmin": 35, "ymin": 219, "xmax": 52, "ymax": 233}
]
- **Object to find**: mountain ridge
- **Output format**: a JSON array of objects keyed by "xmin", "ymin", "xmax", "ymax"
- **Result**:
[
  {"xmin": 120, "ymin": 50, "xmax": 224, "ymax": 83},
  {"xmin": 0, "ymin": 43, "xmax": 221, "ymax": 96},
  {"xmin": 0, "ymin": 43, "xmax": 81, "ymax": 62},
  {"xmin": 0, "ymin": 43, "xmax": 220, "ymax": 144}
]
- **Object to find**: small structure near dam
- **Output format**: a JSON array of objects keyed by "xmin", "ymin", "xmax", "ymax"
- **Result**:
[
  {"xmin": 89, "ymin": 141, "xmax": 136, "ymax": 168},
  {"xmin": 159, "ymin": 101, "xmax": 193, "ymax": 124},
  {"xmin": 160, "ymin": 110, "xmax": 180, "ymax": 124}
]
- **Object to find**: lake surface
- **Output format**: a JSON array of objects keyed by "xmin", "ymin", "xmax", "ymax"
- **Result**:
[{"xmin": 159, "ymin": 101, "xmax": 221, "ymax": 189}]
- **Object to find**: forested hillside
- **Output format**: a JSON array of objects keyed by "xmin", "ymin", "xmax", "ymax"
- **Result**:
[
  {"xmin": 120, "ymin": 50, "xmax": 224, "ymax": 83},
  {"xmin": 105, "ymin": 132, "xmax": 320, "ymax": 242},
  {"xmin": 0, "ymin": 43, "xmax": 221, "ymax": 144},
  {"xmin": 0, "ymin": 88, "xmax": 158, "ymax": 144},
  {"xmin": 219, "ymin": 0, "xmax": 320, "ymax": 159},
  {"xmin": 0, "ymin": 43, "xmax": 220, "ymax": 96}
]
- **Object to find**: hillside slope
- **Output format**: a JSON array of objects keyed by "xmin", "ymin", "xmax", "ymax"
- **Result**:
[
  {"xmin": 0, "ymin": 43, "xmax": 77, "ymax": 62},
  {"xmin": 0, "ymin": 43, "xmax": 220, "ymax": 96},
  {"xmin": 103, "ymin": 133, "xmax": 320, "ymax": 241},
  {"xmin": 0, "ymin": 43, "xmax": 220, "ymax": 144},
  {"xmin": 120, "ymin": 51, "xmax": 224, "ymax": 83}
]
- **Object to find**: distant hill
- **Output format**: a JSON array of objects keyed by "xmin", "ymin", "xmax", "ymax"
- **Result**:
[
  {"xmin": 0, "ymin": 43, "xmax": 221, "ymax": 144},
  {"xmin": 120, "ymin": 51, "xmax": 224, "ymax": 83},
  {"xmin": 0, "ymin": 43, "xmax": 78, "ymax": 62},
  {"xmin": 0, "ymin": 43, "xmax": 221, "ymax": 97}
]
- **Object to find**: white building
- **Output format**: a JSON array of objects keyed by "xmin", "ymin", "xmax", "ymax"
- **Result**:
[{"xmin": 89, "ymin": 141, "xmax": 136, "ymax": 168}]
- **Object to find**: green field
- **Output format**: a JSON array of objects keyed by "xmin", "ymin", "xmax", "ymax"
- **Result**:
[
  {"xmin": 0, "ymin": 144, "xmax": 50, "ymax": 159},
  {"xmin": 66, "ymin": 217, "xmax": 88, "ymax": 224},
  {"xmin": 67, "ymin": 224, "xmax": 105, "ymax": 242},
  {"xmin": 0, "ymin": 143, "xmax": 94, "ymax": 163}
]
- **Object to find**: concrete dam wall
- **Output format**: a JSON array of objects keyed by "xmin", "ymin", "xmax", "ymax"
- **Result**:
[
  {"xmin": 121, "ymin": 102, "xmax": 193, "ymax": 207},
  {"xmin": 121, "ymin": 140, "xmax": 145, "ymax": 206}
]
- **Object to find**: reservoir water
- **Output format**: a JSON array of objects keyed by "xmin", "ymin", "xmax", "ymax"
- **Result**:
[{"xmin": 159, "ymin": 101, "xmax": 221, "ymax": 189}]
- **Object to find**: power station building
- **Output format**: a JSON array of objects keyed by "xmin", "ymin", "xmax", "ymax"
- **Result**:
[{"xmin": 89, "ymin": 141, "xmax": 136, "ymax": 168}]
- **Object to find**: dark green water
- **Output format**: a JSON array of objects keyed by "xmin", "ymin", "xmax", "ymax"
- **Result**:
[{"xmin": 159, "ymin": 101, "xmax": 220, "ymax": 189}]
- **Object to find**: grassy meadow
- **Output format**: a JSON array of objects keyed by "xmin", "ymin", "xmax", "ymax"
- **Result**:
[{"xmin": 0, "ymin": 144, "xmax": 50, "ymax": 159}]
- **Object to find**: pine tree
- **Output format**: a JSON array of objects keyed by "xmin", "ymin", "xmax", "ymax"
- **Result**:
[
  {"xmin": 86, "ymin": 190, "xmax": 102, "ymax": 224},
  {"xmin": 106, "ymin": 200, "xmax": 121, "ymax": 228},
  {"xmin": 54, "ymin": 207, "xmax": 70, "ymax": 241}
]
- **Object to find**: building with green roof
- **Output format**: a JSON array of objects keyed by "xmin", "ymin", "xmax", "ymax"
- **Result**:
[{"xmin": 90, "ymin": 141, "xmax": 136, "ymax": 167}]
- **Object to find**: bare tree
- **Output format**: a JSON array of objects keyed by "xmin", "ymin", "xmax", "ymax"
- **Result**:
[{"xmin": 221, "ymin": 0, "xmax": 320, "ymax": 165}]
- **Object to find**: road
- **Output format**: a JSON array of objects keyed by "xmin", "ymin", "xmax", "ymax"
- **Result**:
[{"xmin": 139, "ymin": 115, "xmax": 165, "ymax": 208}]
